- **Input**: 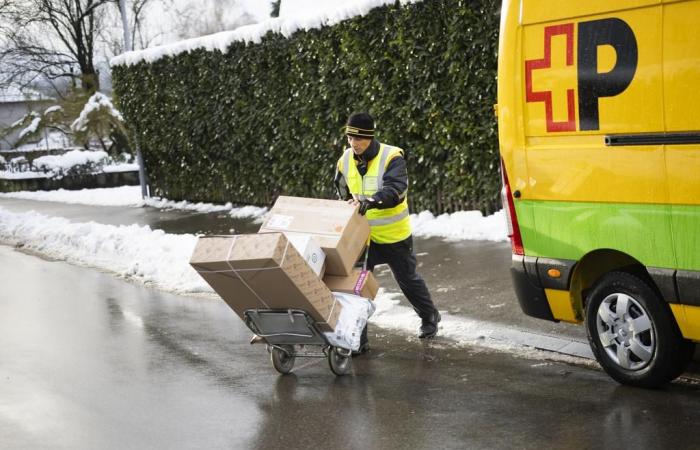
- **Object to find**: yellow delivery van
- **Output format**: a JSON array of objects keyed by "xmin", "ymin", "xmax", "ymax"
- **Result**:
[{"xmin": 497, "ymin": 0, "xmax": 700, "ymax": 387}]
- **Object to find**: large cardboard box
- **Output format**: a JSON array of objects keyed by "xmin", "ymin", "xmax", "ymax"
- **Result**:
[
  {"xmin": 258, "ymin": 196, "xmax": 370, "ymax": 276},
  {"xmin": 189, "ymin": 233, "xmax": 341, "ymax": 332},
  {"xmin": 324, "ymin": 269, "xmax": 379, "ymax": 300}
]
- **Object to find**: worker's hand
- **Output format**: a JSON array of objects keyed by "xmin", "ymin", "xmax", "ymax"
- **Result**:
[{"xmin": 357, "ymin": 197, "xmax": 376, "ymax": 216}]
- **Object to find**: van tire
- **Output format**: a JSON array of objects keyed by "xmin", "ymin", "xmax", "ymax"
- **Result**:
[{"xmin": 585, "ymin": 271, "xmax": 694, "ymax": 388}]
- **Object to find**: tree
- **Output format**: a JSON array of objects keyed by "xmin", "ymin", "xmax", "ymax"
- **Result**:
[
  {"xmin": 167, "ymin": 0, "xmax": 256, "ymax": 40},
  {"xmin": 0, "ymin": 0, "xmax": 156, "ymax": 95},
  {"xmin": 270, "ymin": 0, "xmax": 280, "ymax": 18},
  {"xmin": 0, "ymin": 0, "xmax": 115, "ymax": 94}
]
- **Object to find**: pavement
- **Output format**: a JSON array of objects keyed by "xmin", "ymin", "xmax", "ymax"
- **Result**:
[{"xmin": 3, "ymin": 244, "xmax": 700, "ymax": 450}]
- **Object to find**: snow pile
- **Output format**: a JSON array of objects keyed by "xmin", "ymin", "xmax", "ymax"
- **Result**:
[
  {"xmin": 13, "ymin": 130, "xmax": 72, "ymax": 152},
  {"xmin": 44, "ymin": 105, "xmax": 63, "ymax": 115},
  {"xmin": 18, "ymin": 116, "xmax": 41, "ymax": 140},
  {"xmin": 143, "ymin": 196, "xmax": 268, "ymax": 220},
  {"xmin": 0, "ymin": 186, "xmax": 269, "ymax": 220},
  {"xmin": 33, "ymin": 149, "xmax": 109, "ymax": 174},
  {"xmin": 71, "ymin": 93, "xmax": 124, "ymax": 132},
  {"xmin": 111, "ymin": 0, "xmax": 421, "ymax": 66},
  {"xmin": 0, "ymin": 150, "xmax": 139, "ymax": 179},
  {"xmin": 0, "ymin": 186, "xmax": 507, "ymax": 240},
  {"xmin": 0, "ymin": 208, "xmax": 206, "ymax": 293},
  {"xmin": 0, "ymin": 186, "xmax": 141, "ymax": 206},
  {"xmin": 103, "ymin": 163, "xmax": 139, "ymax": 173},
  {"xmin": 412, "ymin": 210, "xmax": 508, "ymax": 242}
]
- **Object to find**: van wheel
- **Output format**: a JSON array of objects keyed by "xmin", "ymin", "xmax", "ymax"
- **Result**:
[{"xmin": 585, "ymin": 271, "xmax": 694, "ymax": 388}]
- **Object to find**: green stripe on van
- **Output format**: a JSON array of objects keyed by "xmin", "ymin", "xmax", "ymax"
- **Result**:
[{"xmin": 515, "ymin": 200, "xmax": 700, "ymax": 271}]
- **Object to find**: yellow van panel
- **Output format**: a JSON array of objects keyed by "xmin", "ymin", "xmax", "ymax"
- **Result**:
[
  {"xmin": 663, "ymin": 1, "xmax": 700, "ymax": 132},
  {"xmin": 521, "ymin": 0, "xmax": 661, "ymax": 25},
  {"xmin": 666, "ymin": 146, "xmax": 700, "ymax": 205},
  {"xmin": 522, "ymin": 7, "xmax": 663, "ymax": 137},
  {"xmin": 519, "ymin": 6, "xmax": 667, "ymax": 203},
  {"xmin": 670, "ymin": 304, "xmax": 700, "ymax": 342},
  {"xmin": 525, "ymin": 144, "xmax": 668, "ymax": 203}
]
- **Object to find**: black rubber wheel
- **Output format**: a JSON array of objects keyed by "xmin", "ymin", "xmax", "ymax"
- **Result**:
[
  {"xmin": 328, "ymin": 347, "xmax": 351, "ymax": 376},
  {"xmin": 270, "ymin": 345, "xmax": 295, "ymax": 374},
  {"xmin": 585, "ymin": 271, "xmax": 694, "ymax": 388}
]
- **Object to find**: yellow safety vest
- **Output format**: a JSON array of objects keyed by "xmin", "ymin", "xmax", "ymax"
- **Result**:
[{"xmin": 337, "ymin": 143, "xmax": 411, "ymax": 244}]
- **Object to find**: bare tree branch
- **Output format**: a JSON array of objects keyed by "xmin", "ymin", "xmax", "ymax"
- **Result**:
[{"xmin": 0, "ymin": 0, "xmax": 116, "ymax": 94}]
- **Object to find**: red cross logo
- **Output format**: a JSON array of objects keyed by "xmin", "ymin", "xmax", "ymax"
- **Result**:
[{"xmin": 525, "ymin": 23, "xmax": 576, "ymax": 132}]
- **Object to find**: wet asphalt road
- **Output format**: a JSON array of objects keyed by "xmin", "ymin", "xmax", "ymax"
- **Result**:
[{"xmin": 3, "ymin": 244, "xmax": 700, "ymax": 450}]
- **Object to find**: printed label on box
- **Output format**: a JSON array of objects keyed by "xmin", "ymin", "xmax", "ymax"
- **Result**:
[{"xmin": 265, "ymin": 214, "xmax": 294, "ymax": 230}]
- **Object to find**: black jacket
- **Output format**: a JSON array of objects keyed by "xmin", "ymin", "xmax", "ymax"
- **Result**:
[{"xmin": 334, "ymin": 139, "xmax": 408, "ymax": 210}]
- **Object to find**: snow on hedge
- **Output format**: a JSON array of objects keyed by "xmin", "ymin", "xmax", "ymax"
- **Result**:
[{"xmin": 111, "ymin": 0, "xmax": 421, "ymax": 66}]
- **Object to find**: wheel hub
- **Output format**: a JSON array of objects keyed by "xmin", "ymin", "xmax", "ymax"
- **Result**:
[{"xmin": 596, "ymin": 293, "xmax": 655, "ymax": 371}]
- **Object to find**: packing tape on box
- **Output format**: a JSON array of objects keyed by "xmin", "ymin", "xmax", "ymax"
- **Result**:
[
  {"xmin": 195, "ymin": 235, "xmax": 338, "ymax": 325},
  {"xmin": 353, "ymin": 270, "xmax": 369, "ymax": 296}
]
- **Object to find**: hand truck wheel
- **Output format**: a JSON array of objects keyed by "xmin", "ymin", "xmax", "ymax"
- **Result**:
[
  {"xmin": 328, "ymin": 346, "xmax": 351, "ymax": 376},
  {"xmin": 270, "ymin": 345, "xmax": 295, "ymax": 374}
]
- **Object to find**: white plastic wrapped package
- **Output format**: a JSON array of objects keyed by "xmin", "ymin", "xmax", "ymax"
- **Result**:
[{"xmin": 323, "ymin": 292, "xmax": 376, "ymax": 351}]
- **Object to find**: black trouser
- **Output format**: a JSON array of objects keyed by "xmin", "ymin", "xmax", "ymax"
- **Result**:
[{"xmin": 361, "ymin": 235, "xmax": 435, "ymax": 344}]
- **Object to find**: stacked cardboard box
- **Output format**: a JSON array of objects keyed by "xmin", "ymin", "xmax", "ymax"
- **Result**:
[
  {"xmin": 190, "ymin": 196, "xmax": 374, "ymax": 333},
  {"xmin": 324, "ymin": 269, "xmax": 379, "ymax": 300},
  {"xmin": 258, "ymin": 196, "xmax": 370, "ymax": 276},
  {"xmin": 190, "ymin": 233, "xmax": 340, "ymax": 332}
]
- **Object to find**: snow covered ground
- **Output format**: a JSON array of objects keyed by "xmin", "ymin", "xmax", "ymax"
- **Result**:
[
  {"xmin": 0, "ymin": 186, "xmax": 269, "ymax": 219},
  {"xmin": 0, "ymin": 186, "xmax": 507, "ymax": 241}
]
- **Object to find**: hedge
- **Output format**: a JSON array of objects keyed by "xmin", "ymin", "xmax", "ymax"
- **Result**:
[{"xmin": 112, "ymin": 0, "xmax": 501, "ymax": 214}]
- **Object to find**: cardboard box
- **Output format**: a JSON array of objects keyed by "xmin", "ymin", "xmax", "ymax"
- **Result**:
[
  {"xmin": 324, "ymin": 269, "xmax": 379, "ymax": 300},
  {"xmin": 258, "ymin": 196, "xmax": 370, "ymax": 276},
  {"xmin": 284, "ymin": 233, "xmax": 325, "ymax": 278},
  {"xmin": 189, "ymin": 233, "xmax": 341, "ymax": 332}
]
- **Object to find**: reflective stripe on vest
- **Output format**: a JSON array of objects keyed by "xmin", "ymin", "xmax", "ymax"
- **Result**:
[
  {"xmin": 337, "ymin": 143, "xmax": 412, "ymax": 244},
  {"xmin": 367, "ymin": 208, "xmax": 409, "ymax": 226}
]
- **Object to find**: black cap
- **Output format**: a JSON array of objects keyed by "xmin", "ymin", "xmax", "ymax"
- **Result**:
[{"xmin": 345, "ymin": 112, "xmax": 375, "ymax": 139}]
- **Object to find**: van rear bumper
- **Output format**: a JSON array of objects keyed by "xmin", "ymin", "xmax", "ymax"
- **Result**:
[{"xmin": 510, "ymin": 254, "xmax": 556, "ymax": 322}]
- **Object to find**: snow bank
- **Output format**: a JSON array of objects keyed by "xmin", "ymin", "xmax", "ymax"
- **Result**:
[
  {"xmin": 0, "ymin": 186, "xmax": 508, "ymax": 241},
  {"xmin": 0, "ymin": 208, "xmax": 206, "ymax": 293},
  {"xmin": 111, "ymin": 0, "xmax": 421, "ymax": 66},
  {"xmin": 412, "ymin": 210, "xmax": 508, "ymax": 242},
  {"xmin": 0, "ymin": 186, "xmax": 142, "ymax": 206},
  {"xmin": 0, "ymin": 186, "xmax": 269, "ymax": 220}
]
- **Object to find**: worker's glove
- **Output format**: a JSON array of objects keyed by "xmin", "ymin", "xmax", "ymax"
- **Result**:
[{"xmin": 358, "ymin": 197, "xmax": 376, "ymax": 216}]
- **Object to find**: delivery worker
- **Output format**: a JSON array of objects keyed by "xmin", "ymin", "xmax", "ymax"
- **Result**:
[{"xmin": 334, "ymin": 112, "xmax": 440, "ymax": 354}]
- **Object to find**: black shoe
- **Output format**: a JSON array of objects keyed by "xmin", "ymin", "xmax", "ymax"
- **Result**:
[
  {"xmin": 352, "ymin": 342, "xmax": 370, "ymax": 356},
  {"xmin": 419, "ymin": 310, "xmax": 441, "ymax": 339}
]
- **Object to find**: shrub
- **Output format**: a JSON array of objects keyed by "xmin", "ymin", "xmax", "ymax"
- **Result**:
[{"xmin": 113, "ymin": 0, "xmax": 501, "ymax": 214}]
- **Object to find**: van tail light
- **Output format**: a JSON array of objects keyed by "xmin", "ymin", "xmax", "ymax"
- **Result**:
[{"xmin": 500, "ymin": 158, "xmax": 524, "ymax": 255}]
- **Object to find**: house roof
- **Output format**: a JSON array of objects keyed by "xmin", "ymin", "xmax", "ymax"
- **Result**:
[{"xmin": 0, "ymin": 85, "xmax": 51, "ymax": 103}]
